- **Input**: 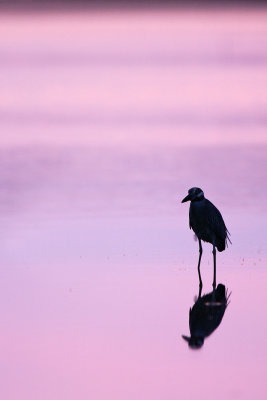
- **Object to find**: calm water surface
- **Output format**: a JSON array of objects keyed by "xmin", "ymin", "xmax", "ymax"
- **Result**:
[{"xmin": 0, "ymin": 7, "xmax": 267, "ymax": 400}]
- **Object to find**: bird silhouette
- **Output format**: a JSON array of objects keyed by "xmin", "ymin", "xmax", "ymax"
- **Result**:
[
  {"xmin": 182, "ymin": 283, "xmax": 230, "ymax": 349},
  {"xmin": 181, "ymin": 187, "xmax": 231, "ymax": 289}
]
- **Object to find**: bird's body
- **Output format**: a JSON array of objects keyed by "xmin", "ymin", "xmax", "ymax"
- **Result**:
[
  {"xmin": 181, "ymin": 187, "xmax": 231, "ymax": 289},
  {"xmin": 189, "ymin": 197, "xmax": 228, "ymax": 252}
]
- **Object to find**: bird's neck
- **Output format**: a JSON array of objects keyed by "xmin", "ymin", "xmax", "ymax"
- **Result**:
[{"xmin": 191, "ymin": 196, "xmax": 205, "ymax": 202}]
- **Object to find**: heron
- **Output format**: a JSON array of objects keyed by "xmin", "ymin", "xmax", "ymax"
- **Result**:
[{"xmin": 181, "ymin": 187, "xmax": 231, "ymax": 289}]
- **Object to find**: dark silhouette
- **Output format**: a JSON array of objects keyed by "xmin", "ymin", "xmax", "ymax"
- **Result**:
[
  {"xmin": 181, "ymin": 187, "xmax": 231, "ymax": 289},
  {"xmin": 182, "ymin": 283, "xmax": 230, "ymax": 349}
]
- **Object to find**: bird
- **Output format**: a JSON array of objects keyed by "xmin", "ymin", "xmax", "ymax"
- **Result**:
[
  {"xmin": 182, "ymin": 283, "xmax": 230, "ymax": 349},
  {"xmin": 181, "ymin": 187, "xmax": 231, "ymax": 289}
]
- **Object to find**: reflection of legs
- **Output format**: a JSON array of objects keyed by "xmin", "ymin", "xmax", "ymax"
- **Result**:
[
  {"xmin": 212, "ymin": 245, "xmax": 216, "ymax": 290},
  {"xmin": 197, "ymin": 239, "xmax": 203, "ymax": 289}
]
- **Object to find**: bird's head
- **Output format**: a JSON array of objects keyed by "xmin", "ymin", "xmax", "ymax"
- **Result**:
[
  {"xmin": 182, "ymin": 335, "xmax": 204, "ymax": 349},
  {"xmin": 181, "ymin": 187, "xmax": 204, "ymax": 203}
]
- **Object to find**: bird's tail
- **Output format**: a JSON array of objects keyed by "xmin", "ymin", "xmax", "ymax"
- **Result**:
[
  {"xmin": 226, "ymin": 287, "xmax": 232, "ymax": 306},
  {"xmin": 226, "ymin": 229, "xmax": 232, "ymax": 246},
  {"xmin": 217, "ymin": 228, "xmax": 232, "ymax": 252}
]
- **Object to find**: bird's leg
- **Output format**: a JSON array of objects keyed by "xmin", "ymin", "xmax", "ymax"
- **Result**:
[
  {"xmin": 197, "ymin": 239, "xmax": 203, "ymax": 290},
  {"xmin": 212, "ymin": 245, "xmax": 216, "ymax": 291},
  {"xmin": 198, "ymin": 283, "xmax": 203, "ymax": 299}
]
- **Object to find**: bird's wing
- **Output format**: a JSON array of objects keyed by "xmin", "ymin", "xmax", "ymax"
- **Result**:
[{"xmin": 205, "ymin": 200, "xmax": 227, "ymax": 240}]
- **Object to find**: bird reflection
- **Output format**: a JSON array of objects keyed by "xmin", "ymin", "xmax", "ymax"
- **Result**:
[{"xmin": 182, "ymin": 283, "xmax": 230, "ymax": 349}]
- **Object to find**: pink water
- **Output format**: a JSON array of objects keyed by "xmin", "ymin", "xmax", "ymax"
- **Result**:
[{"xmin": 0, "ymin": 7, "xmax": 267, "ymax": 400}]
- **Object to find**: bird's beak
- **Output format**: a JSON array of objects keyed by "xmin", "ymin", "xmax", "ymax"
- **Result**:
[
  {"xmin": 181, "ymin": 194, "xmax": 191, "ymax": 203},
  {"xmin": 182, "ymin": 335, "xmax": 190, "ymax": 342}
]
